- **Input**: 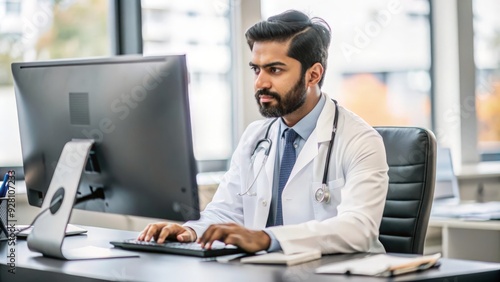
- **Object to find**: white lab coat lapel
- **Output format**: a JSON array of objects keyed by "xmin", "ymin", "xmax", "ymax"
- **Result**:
[
  {"xmin": 245, "ymin": 119, "xmax": 278, "ymax": 228},
  {"xmin": 287, "ymin": 96, "xmax": 336, "ymax": 184},
  {"xmin": 289, "ymin": 129, "xmax": 317, "ymax": 181}
]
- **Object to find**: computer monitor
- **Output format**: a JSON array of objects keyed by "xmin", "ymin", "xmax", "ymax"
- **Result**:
[
  {"xmin": 12, "ymin": 55, "xmax": 200, "ymax": 222},
  {"xmin": 433, "ymin": 147, "xmax": 460, "ymax": 204}
]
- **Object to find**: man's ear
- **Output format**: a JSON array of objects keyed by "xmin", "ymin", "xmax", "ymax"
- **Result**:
[{"xmin": 306, "ymin": 62, "xmax": 324, "ymax": 87}]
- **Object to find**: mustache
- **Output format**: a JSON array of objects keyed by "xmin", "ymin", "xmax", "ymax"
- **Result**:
[{"xmin": 255, "ymin": 89, "xmax": 281, "ymax": 101}]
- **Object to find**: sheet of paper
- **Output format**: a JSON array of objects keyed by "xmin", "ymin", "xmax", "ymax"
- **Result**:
[{"xmin": 241, "ymin": 250, "xmax": 321, "ymax": 266}]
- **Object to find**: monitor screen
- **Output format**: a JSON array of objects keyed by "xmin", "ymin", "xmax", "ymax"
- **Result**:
[
  {"xmin": 12, "ymin": 55, "xmax": 200, "ymax": 221},
  {"xmin": 434, "ymin": 147, "xmax": 460, "ymax": 202}
]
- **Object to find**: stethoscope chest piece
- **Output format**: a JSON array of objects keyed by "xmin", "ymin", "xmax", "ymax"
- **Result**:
[{"xmin": 315, "ymin": 183, "xmax": 331, "ymax": 203}]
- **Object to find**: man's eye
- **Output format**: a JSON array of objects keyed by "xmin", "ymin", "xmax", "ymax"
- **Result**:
[
  {"xmin": 250, "ymin": 66, "xmax": 260, "ymax": 74},
  {"xmin": 270, "ymin": 67, "xmax": 282, "ymax": 74}
]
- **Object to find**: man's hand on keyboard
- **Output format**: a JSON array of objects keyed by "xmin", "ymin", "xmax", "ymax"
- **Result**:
[
  {"xmin": 137, "ymin": 223, "xmax": 197, "ymax": 244},
  {"xmin": 198, "ymin": 223, "xmax": 270, "ymax": 253}
]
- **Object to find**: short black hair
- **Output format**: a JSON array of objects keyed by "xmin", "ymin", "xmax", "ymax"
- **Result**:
[{"xmin": 245, "ymin": 10, "xmax": 331, "ymax": 87}]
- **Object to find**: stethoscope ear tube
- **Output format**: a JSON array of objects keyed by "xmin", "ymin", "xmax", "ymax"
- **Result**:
[
  {"xmin": 239, "ymin": 99, "xmax": 339, "ymax": 204},
  {"xmin": 315, "ymin": 99, "xmax": 338, "ymax": 203},
  {"xmin": 238, "ymin": 154, "xmax": 268, "ymax": 197},
  {"xmin": 252, "ymin": 138, "xmax": 273, "ymax": 156},
  {"xmin": 239, "ymin": 119, "xmax": 278, "ymax": 197}
]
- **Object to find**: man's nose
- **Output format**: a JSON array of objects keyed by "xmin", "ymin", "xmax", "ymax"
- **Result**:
[{"xmin": 254, "ymin": 72, "xmax": 271, "ymax": 90}]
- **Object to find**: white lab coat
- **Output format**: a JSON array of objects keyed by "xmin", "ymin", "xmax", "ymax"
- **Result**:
[{"xmin": 185, "ymin": 96, "xmax": 389, "ymax": 255}]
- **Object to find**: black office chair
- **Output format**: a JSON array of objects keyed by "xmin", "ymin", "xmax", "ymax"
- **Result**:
[{"xmin": 375, "ymin": 127, "xmax": 437, "ymax": 254}]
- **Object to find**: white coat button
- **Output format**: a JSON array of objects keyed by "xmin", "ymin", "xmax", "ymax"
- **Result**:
[{"xmin": 262, "ymin": 200, "xmax": 267, "ymax": 207}]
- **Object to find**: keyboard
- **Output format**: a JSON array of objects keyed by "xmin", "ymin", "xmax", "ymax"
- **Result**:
[{"xmin": 110, "ymin": 239, "xmax": 246, "ymax": 258}]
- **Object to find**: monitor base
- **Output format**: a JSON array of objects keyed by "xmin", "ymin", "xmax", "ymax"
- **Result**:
[{"xmin": 26, "ymin": 140, "xmax": 137, "ymax": 260}]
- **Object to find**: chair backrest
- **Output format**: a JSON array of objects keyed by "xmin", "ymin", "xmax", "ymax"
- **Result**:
[{"xmin": 375, "ymin": 127, "xmax": 437, "ymax": 254}]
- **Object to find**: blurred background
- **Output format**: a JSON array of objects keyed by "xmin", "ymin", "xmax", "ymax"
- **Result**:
[
  {"xmin": 1, "ymin": 0, "xmax": 500, "ymax": 260},
  {"xmin": 1, "ymin": 0, "xmax": 499, "ymax": 170}
]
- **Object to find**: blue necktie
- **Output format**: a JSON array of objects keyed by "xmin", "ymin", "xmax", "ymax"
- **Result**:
[{"xmin": 275, "ymin": 129, "xmax": 298, "ymax": 226}]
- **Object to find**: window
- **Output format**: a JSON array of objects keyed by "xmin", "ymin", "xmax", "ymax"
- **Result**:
[
  {"xmin": 4, "ymin": 0, "xmax": 21, "ymax": 15},
  {"xmin": 261, "ymin": 0, "xmax": 432, "ymax": 128},
  {"xmin": 142, "ymin": 0, "xmax": 233, "ymax": 161},
  {"xmin": 0, "ymin": 0, "xmax": 110, "ymax": 167},
  {"xmin": 473, "ymin": 0, "xmax": 500, "ymax": 160}
]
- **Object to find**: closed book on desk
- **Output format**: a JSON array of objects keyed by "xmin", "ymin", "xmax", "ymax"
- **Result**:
[{"xmin": 316, "ymin": 253, "xmax": 441, "ymax": 277}]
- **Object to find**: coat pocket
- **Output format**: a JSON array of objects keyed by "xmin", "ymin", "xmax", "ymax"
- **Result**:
[{"xmin": 311, "ymin": 178, "xmax": 345, "ymax": 221}]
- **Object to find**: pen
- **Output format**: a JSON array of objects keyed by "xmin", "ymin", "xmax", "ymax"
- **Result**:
[{"xmin": 0, "ymin": 172, "xmax": 9, "ymax": 197}]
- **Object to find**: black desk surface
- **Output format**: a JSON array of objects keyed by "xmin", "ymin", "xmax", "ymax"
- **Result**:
[{"xmin": 1, "ymin": 225, "xmax": 500, "ymax": 282}]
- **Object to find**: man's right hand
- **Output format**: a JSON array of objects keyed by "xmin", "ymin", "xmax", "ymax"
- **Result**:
[{"xmin": 137, "ymin": 223, "xmax": 197, "ymax": 244}]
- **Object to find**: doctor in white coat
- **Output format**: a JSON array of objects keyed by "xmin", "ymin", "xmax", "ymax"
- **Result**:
[{"xmin": 139, "ymin": 10, "xmax": 389, "ymax": 255}]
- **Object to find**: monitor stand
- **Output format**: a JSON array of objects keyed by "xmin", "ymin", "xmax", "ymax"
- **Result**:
[{"xmin": 27, "ymin": 139, "xmax": 138, "ymax": 260}]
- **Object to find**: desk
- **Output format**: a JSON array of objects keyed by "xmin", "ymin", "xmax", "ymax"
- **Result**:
[
  {"xmin": 1, "ymin": 226, "xmax": 500, "ymax": 282},
  {"xmin": 456, "ymin": 161, "xmax": 500, "ymax": 180},
  {"xmin": 430, "ymin": 218, "xmax": 500, "ymax": 263}
]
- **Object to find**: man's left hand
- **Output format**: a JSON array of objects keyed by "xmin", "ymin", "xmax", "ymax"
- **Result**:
[{"xmin": 198, "ymin": 223, "xmax": 271, "ymax": 253}]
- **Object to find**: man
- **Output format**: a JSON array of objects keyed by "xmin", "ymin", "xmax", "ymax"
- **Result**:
[{"xmin": 138, "ymin": 10, "xmax": 389, "ymax": 255}]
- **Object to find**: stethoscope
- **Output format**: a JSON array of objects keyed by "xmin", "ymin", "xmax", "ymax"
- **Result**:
[{"xmin": 238, "ymin": 99, "xmax": 339, "ymax": 204}]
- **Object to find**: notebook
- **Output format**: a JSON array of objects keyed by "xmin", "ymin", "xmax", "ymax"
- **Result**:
[{"xmin": 315, "ymin": 253, "xmax": 441, "ymax": 277}]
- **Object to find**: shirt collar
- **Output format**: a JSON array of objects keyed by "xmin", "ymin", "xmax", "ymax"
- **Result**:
[{"xmin": 279, "ymin": 94, "xmax": 326, "ymax": 140}]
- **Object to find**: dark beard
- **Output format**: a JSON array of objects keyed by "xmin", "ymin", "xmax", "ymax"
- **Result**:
[{"xmin": 255, "ymin": 75, "xmax": 307, "ymax": 118}]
